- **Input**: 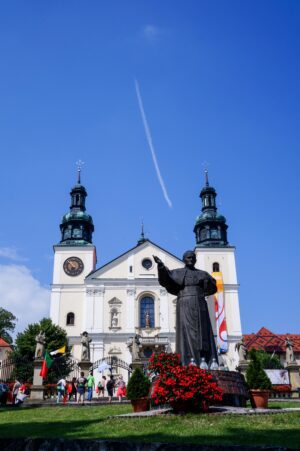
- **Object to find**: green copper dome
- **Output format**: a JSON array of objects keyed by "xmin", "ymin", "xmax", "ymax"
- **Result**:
[
  {"xmin": 59, "ymin": 171, "xmax": 94, "ymax": 246},
  {"xmin": 193, "ymin": 171, "xmax": 229, "ymax": 248}
]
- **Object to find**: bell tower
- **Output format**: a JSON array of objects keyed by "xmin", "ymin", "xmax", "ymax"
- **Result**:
[
  {"xmin": 50, "ymin": 163, "xmax": 96, "ymax": 335},
  {"xmin": 194, "ymin": 171, "xmax": 242, "ymax": 370}
]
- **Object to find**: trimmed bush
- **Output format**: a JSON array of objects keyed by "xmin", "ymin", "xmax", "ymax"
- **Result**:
[
  {"xmin": 246, "ymin": 349, "xmax": 272, "ymax": 390},
  {"xmin": 126, "ymin": 367, "xmax": 151, "ymax": 400}
]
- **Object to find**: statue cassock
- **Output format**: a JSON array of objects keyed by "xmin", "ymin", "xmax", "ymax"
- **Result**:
[{"xmin": 154, "ymin": 251, "xmax": 218, "ymax": 366}]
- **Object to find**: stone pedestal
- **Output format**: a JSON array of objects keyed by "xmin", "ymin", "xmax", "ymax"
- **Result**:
[
  {"xmin": 30, "ymin": 359, "xmax": 44, "ymax": 400},
  {"xmin": 131, "ymin": 360, "xmax": 144, "ymax": 372},
  {"xmin": 236, "ymin": 360, "xmax": 249, "ymax": 377},
  {"xmin": 287, "ymin": 363, "xmax": 300, "ymax": 398},
  {"xmin": 79, "ymin": 360, "xmax": 92, "ymax": 376}
]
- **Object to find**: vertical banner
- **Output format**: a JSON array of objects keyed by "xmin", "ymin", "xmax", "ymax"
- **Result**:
[{"xmin": 212, "ymin": 271, "xmax": 228, "ymax": 353}]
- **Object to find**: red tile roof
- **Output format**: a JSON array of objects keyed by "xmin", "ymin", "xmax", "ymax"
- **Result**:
[
  {"xmin": 0, "ymin": 338, "xmax": 12, "ymax": 348},
  {"xmin": 244, "ymin": 327, "xmax": 300, "ymax": 353}
]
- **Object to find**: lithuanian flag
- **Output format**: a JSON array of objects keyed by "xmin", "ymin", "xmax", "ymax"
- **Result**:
[{"xmin": 39, "ymin": 351, "xmax": 53, "ymax": 379}]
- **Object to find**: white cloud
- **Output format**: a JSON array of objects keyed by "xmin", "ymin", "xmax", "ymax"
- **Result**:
[
  {"xmin": 0, "ymin": 247, "xmax": 28, "ymax": 262},
  {"xmin": 142, "ymin": 25, "xmax": 163, "ymax": 41},
  {"xmin": 0, "ymin": 264, "xmax": 50, "ymax": 337}
]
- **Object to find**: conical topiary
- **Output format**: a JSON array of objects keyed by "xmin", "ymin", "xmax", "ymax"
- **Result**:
[
  {"xmin": 246, "ymin": 349, "xmax": 272, "ymax": 390},
  {"xmin": 126, "ymin": 367, "xmax": 151, "ymax": 400}
]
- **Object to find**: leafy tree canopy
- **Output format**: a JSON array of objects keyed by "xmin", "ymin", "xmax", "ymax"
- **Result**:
[
  {"xmin": 255, "ymin": 350, "xmax": 283, "ymax": 369},
  {"xmin": 11, "ymin": 317, "xmax": 73, "ymax": 383},
  {"xmin": 0, "ymin": 307, "xmax": 17, "ymax": 344}
]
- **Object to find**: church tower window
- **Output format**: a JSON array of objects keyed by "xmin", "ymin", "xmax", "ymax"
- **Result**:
[
  {"xmin": 66, "ymin": 312, "xmax": 75, "ymax": 325},
  {"xmin": 140, "ymin": 296, "xmax": 154, "ymax": 328}
]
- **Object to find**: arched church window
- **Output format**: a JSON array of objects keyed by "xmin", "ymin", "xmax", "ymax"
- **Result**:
[
  {"xmin": 75, "ymin": 194, "xmax": 80, "ymax": 205},
  {"xmin": 211, "ymin": 228, "xmax": 219, "ymax": 239},
  {"xmin": 212, "ymin": 262, "xmax": 220, "ymax": 272},
  {"xmin": 66, "ymin": 312, "xmax": 75, "ymax": 325},
  {"xmin": 200, "ymin": 229, "xmax": 206, "ymax": 241},
  {"xmin": 140, "ymin": 296, "xmax": 154, "ymax": 328}
]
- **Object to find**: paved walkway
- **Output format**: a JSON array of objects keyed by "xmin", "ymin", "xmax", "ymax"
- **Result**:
[{"xmin": 114, "ymin": 405, "xmax": 300, "ymax": 417}]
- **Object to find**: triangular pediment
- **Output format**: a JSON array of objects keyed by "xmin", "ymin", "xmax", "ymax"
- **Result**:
[{"xmin": 85, "ymin": 239, "xmax": 183, "ymax": 280}]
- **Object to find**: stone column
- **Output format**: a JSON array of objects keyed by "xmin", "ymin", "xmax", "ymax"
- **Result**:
[
  {"xmin": 287, "ymin": 363, "xmax": 300, "ymax": 398},
  {"xmin": 30, "ymin": 359, "xmax": 44, "ymax": 400}
]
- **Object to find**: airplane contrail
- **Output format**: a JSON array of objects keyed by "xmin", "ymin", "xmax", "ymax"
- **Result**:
[{"xmin": 134, "ymin": 79, "xmax": 173, "ymax": 208}]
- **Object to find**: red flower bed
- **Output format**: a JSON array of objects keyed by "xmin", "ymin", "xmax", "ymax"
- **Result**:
[
  {"xmin": 148, "ymin": 353, "xmax": 222, "ymax": 412},
  {"xmin": 272, "ymin": 384, "xmax": 291, "ymax": 393}
]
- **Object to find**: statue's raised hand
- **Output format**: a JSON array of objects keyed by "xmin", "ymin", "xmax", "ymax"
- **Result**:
[{"xmin": 153, "ymin": 255, "xmax": 164, "ymax": 267}]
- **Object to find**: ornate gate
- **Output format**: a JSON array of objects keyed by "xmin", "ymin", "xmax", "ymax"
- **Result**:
[{"xmin": 91, "ymin": 356, "xmax": 133, "ymax": 379}]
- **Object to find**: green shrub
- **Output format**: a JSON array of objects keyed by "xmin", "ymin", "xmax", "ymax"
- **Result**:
[
  {"xmin": 126, "ymin": 367, "xmax": 151, "ymax": 400},
  {"xmin": 256, "ymin": 350, "xmax": 283, "ymax": 369},
  {"xmin": 246, "ymin": 349, "xmax": 272, "ymax": 390}
]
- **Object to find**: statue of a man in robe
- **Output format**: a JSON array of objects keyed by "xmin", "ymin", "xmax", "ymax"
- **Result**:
[
  {"xmin": 80, "ymin": 331, "xmax": 92, "ymax": 361},
  {"xmin": 153, "ymin": 250, "xmax": 218, "ymax": 366},
  {"xmin": 35, "ymin": 330, "xmax": 46, "ymax": 359}
]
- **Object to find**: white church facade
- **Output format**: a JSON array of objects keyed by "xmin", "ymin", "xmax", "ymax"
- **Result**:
[{"xmin": 50, "ymin": 170, "xmax": 242, "ymax": 372}]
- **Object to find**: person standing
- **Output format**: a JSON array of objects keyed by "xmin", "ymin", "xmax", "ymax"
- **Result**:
[
  {"xmin": 68, "ymin": 377, "xmax": 77, "ymax": 402},
  {"xmin": 106, "ymin": 376, "xmax": 115, "ymax": 403},
  {"xmin": 76, "ymin": 372, "xmax": 87, "ymax": 405},
  {"xmin": 56, "ymin": 377, "xmax": 66, "ymax": 404},
  {"xmin": 116, "ymin": 375, "xmax": 126, "ymax": 403},
  {"xmin": 12, "ymin": 380, "xmax": 21, "ymax": 405},
  {"xmin": 86, "ymin": 371, "xmax": 95, "ymax": 403}
]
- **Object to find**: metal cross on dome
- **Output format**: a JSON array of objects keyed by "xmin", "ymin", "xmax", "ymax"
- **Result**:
[
  {"xmin": 201, "ymin": 161, "xmax": 210, "ymax": 186},
  {"xmin": 76, "ymin": 160, "xmax": 85, "ymax": 183}
]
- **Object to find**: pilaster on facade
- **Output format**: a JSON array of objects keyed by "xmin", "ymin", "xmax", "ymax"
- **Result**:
[
  {"xmin": 83, "ymin": 285, "xmax": 105, "ymax": 333},
  {"xmin": 159, "ymin": 287, "xmax": 169, "ymax": 332},
  {"xmin": 126, "ymin": 286, "xmax": 136, "ymax": 331}
]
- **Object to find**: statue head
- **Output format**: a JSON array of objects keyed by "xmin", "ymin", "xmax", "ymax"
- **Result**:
[{"xmin": 182, "ymin": 250, "xmax": 196, "ymax": 268}]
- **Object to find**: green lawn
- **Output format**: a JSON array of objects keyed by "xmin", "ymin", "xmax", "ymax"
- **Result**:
[{"xmin": 0, "ymin": 405, "xmax": 299, "ymax": 448}]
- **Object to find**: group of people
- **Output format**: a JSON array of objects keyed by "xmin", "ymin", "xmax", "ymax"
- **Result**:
[
  {"xmin": 0, "ymin": 379, "xmax": 29, "ymax": 406},
  {"xmin": 56, "ymin": 372, "xmax": 126, "ymax": 405}
]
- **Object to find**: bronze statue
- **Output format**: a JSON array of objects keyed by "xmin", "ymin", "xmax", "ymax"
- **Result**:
[{"xmin": 153, "ymin": 250, "xmax": 218, "ymax": 366}]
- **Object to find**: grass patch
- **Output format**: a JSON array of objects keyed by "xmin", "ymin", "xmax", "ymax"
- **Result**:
[{"xmin": 0, "ymin": 405, "xmax": 299, "ymax": 447}]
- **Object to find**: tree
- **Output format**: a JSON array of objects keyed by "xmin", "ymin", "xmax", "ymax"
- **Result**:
[
  {"xmin": 10, "ymin": 318, "xmax": 73, "ymax": 383},
  {"xmin": 255, "ymin": 350, "xmax": 283, "ymax": 369},
  {"xmin": 0, "ymin": 307, "xmax": 17, "ymax": 344},
  {"xmin": 126, "ymin": 367, "xmax": 151, "ymax": 400}
]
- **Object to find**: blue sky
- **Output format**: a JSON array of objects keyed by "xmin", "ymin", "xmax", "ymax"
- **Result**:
[{"xmin": 0, "ymin": 1, "xmax": 299, "ymax": 336}]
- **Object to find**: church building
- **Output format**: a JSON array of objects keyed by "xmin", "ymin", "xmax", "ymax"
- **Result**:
[{"xmin": 49, "ymin": 170, "xmax": 242, "ymax": 371}]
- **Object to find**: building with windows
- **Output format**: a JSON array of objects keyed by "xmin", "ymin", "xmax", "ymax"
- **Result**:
[{"xmin": 49, "ymin": 170, "xmax": 242, "ymax": 372}]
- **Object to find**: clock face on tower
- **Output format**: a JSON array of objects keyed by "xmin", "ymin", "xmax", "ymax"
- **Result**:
[{"xmin": 63, "ymin": 257, "xmax": 84, "ymax": 276}]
